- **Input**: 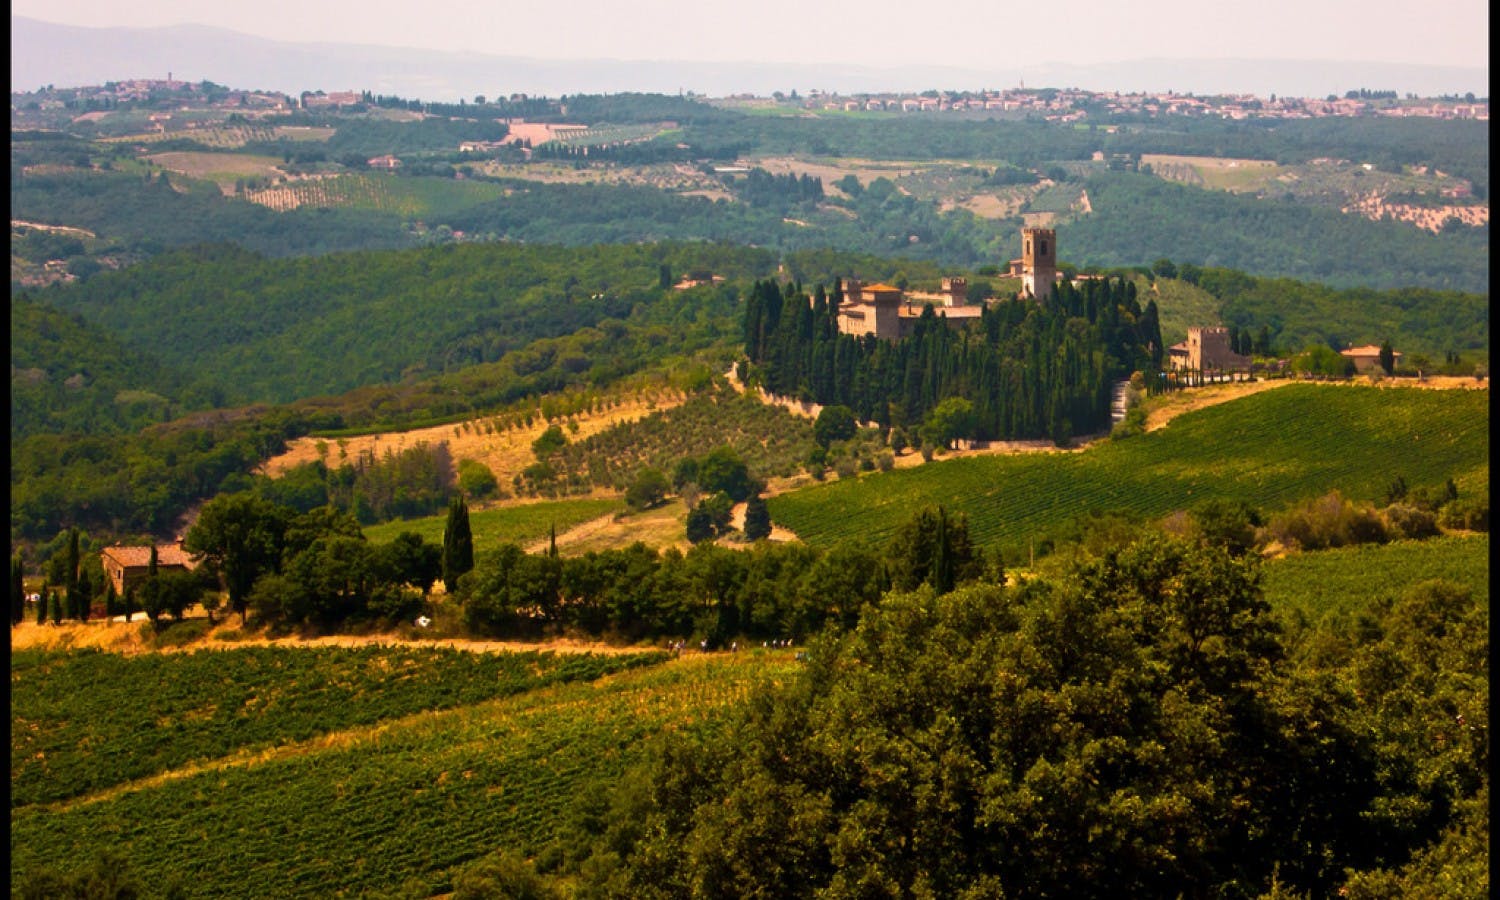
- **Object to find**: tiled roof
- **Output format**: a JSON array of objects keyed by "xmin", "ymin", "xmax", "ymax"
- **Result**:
[{"xmin": 101, "ymin": 544, "xmax": 198, "ymax": 568}]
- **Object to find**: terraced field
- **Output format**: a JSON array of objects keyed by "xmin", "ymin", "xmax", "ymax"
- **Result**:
[
  {"xmin": 11, "ymin": 649, "xmax": 791, "ymax": 898},
  {"xmin": 768, "ymin": 384, "xmax": 1488, "ymax": 559}
]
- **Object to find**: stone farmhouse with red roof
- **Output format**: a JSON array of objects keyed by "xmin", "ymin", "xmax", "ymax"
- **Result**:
[{"xmin": 100, "ymin": 543, "xmax": 199, "ymax": 596}]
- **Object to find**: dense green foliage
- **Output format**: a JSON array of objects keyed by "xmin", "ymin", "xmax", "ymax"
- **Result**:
[
  {"xmin": 1196, "ymin": 269, "xmax": 1490, "ymax": 358},
  {"xmin": 11, "ymin": 405, "xmax": 326, "ymax": 540},
  {"xmin": 10, "ymin": 645, "xmax": 660, "ymax": 808},
  {"xmin": 10, "ymin": 295, "xmax": 188, "ymax": 441},
  {"xmin": 744, "ymin": 275, "xmax": 1162, "ymax": 441},
  {"xmin": 33, "ymin": 242, "xmax": 753, "ymax": 405},
  {"xmin": 458, "ymin": 538, "xmax": 886, "ymax": 642},
  {"xmin": 591, "ymin": 535, "xmax": 1486, "ymax": 897},
  {"xmin": 770, "ymin": 384, "xmax": 1489, "ymax": 561}
]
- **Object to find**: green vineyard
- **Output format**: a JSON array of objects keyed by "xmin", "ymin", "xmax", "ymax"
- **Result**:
[
  {"xmin": 11, "ymin": 651, "xmax": 792, "ymax": 897},
  {"xmin": 768, "ymin": 384, "xmax": 1489, "ymax": 559},
  {"xmin": 1259, "ymin": 533, "xmax": 1489, "ymax": 625},
  {"xmin": 11, "ymin": 646, "xmax": 662, "ymax": 808}
]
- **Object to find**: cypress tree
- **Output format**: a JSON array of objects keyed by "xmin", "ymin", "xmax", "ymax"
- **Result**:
[
  {"xmin": 932, "ymin": 507, "xmax": 954, "ymax": 595},
  {"xmin": 49, "ymin": 590, "xmax": 63, "ymax": 625},
  {"xmin": 743, "ymin": 495, "xmax": 772, "ymax": 542},
  {"xmin": 11, "ymin": 554, "xmax": 24, "ymax": 627},
  {"xmin": 65, "ymin": 528, "xmax": 81, "ymax": 618},
  {"xmin": 442, "ymin": 497, "xmax": 474, "ymax": 592},
  {"xmin": 36, "ymin": 584, "xmax": 49, "ymax": 625},
  {"xmin": 76, "ymin": 569, "xmax": 92, "ymax": 622}
]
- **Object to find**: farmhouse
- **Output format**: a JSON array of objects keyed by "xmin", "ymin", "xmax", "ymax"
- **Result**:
[
  {"xmin": 100, "ymin": 543, "xmax": 200, "ymax": 596},
  {"xmin": 1341, "ymin": 344, "xmax": 1402, "ymax": 374},
  {"xmin": 1167, "ymin": 327, "xmax": 1252, "ymax": 372},
  {"xmin": 367, "ymin": 155, "xmax": 402, "ymax": 169}
]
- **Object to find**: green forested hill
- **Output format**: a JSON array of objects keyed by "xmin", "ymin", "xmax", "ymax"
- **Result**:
[
  {"xmin": 34, "ymin": 241, "xmax": 779, "ymax": 405},
  {"xmin": 1066, "ymin": 172, "xmax": 1489, "ymax": 293},
  {"xmin": 9, "ymin": 296, "xmax": 188, "ymax": 439}
]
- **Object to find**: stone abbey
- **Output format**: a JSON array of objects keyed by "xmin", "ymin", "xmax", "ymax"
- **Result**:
[{"xmin": 835, "ymin": 226, "xmax": 1061, "ymax": 341}]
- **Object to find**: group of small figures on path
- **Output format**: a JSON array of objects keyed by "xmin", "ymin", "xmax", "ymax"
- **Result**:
[{"xmin": 668, "ymin": 638, "xmax": 795, "ymax": 656}]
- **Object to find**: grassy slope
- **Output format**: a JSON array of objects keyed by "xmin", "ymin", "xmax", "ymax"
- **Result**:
[
  {"xmin": 768, "ymin": 384, "xmax": 1489, "ymax": 560},
  {"xmin": 362, "ymin": 497, "xmax": 621, "ymax": 548}
]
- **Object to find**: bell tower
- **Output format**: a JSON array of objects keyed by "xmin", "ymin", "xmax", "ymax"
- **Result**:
[{"xmin": 1021, "ymin": 226, "xmax": 1057, "ymax": 301}]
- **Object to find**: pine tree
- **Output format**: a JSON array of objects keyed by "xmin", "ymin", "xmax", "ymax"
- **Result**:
[{"xmin": 442, "ymin": 497, "xmax": 474, "ymax": 593}]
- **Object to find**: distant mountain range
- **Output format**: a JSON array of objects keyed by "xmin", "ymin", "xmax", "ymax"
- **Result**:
[{"xmin": 11, "ymin": 16, "xmax": 1488, "ymax": 101}]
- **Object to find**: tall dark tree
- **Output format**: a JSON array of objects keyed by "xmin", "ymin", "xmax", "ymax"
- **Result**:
[
  {"xmin": 11, "ymin": 554, "xmax": 25, "ymax": 627},
  {"xmin": 75, "ymin": 568, "xmax": 93, "ymax": 621},
  {"xmin": 64, "ymin": 528, "xmax": 81, "ymax": 620},
  {"xmin": 743, "ymin": 495, "xmax": 773, "ymax": 542},
  {"xmin": 685, "ymin": 504, "xmax": 715, "ymax": 545},
  {"xmin": 885, "ymin": 505, "xmax": 978, "ymax": 593},
  {"xmin": 1379, "ymin": 339, "xmax": 1396, "ymax": 375},
  {"xmin": 442, "ymin": 496, "xmax": 475, "ymax": 593}
]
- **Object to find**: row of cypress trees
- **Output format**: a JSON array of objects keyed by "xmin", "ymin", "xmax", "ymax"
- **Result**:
[{"xmin": 742, "ymin": 275, "xmax": 1164, "ymax": 443}]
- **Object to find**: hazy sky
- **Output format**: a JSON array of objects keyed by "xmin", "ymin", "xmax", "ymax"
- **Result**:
[{"xmin": 11, "ymin": 0, "xmax": 1489, "ymax": 69}]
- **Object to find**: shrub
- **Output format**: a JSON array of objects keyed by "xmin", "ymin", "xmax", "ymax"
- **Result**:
[
  {"xmin": 1269, "ymin": 491, "xmax": 1388, "ymax": 551},
  {"xmin": 1111, "ymin": 406, "xmax": 1147, "ymax": 440},
  {"xmin": 1438, "ymin": 495, "xmax": 1489, "ymax": 532},
  {"xmin": 624, "ymin": 467, "xmax": 670, "ymax": 511},
  {"xmin": 457, "ymin": 459, "xmax": 500, "ymax": 500},
  {"xmin": 1382, "ymin": 504, "xmax": 1440, "ymax": 540}
]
